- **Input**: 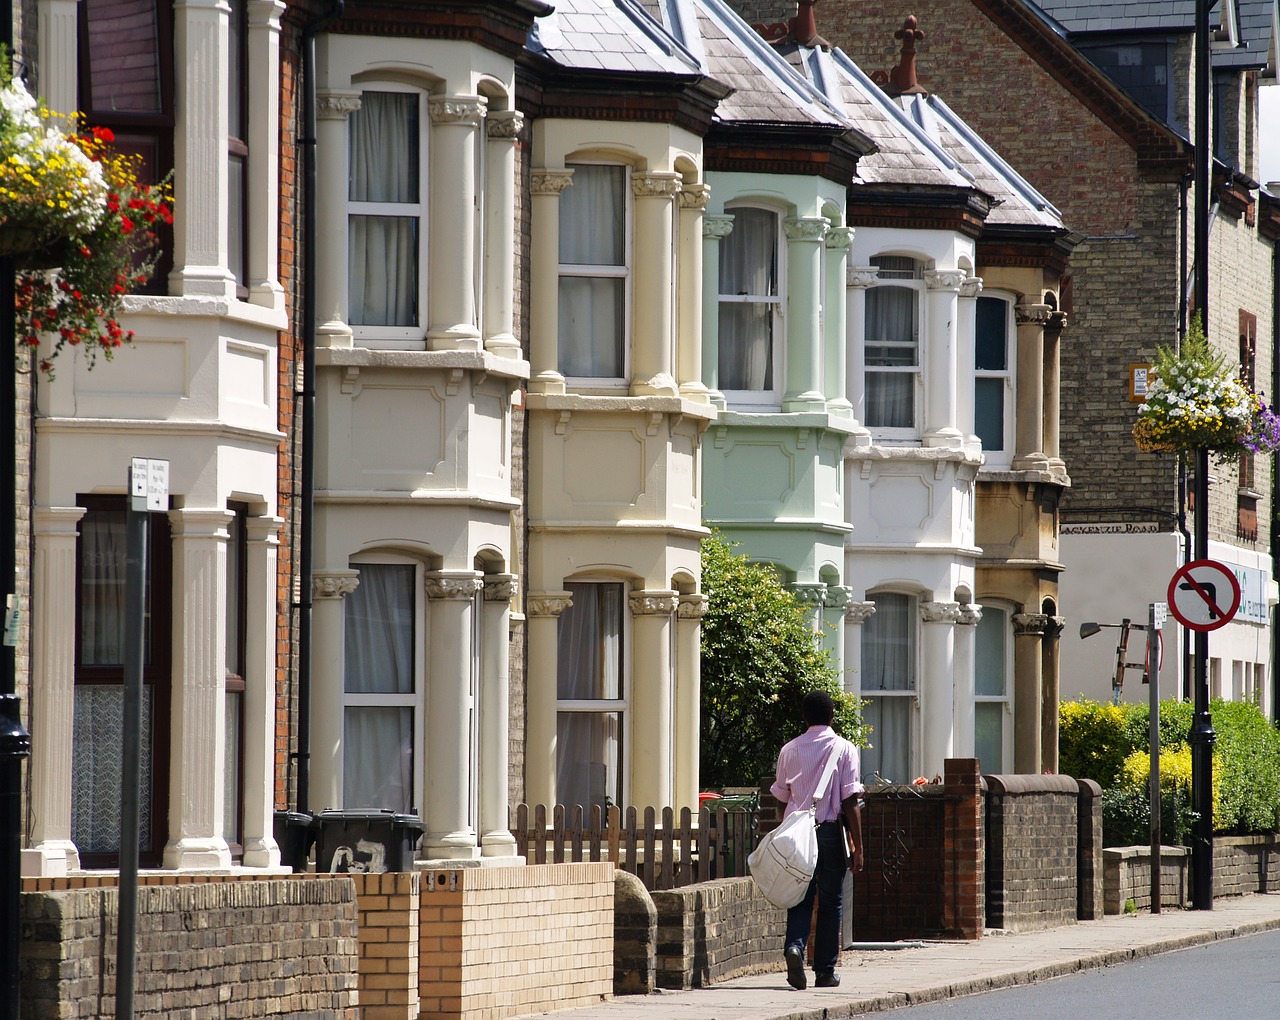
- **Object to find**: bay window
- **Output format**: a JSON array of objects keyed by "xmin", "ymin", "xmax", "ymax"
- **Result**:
[
  {"xmin": 974, "ymin": 604, "xmax": 1012, "ymax": 773},
  {"xmin": 559, "ymin": 164, "xmax": 628, "ymax": 380},
  {"xmin": 718, "ymin": 206, "xmax": 782, "ymax": 406},
  {"xmin": 865, "ymin": 256, "xmax": 922, "ymax": 431},
  {"xmin": 861, "ymin": 592, "xmax": 916, "ymax": 784},
  {"xmin": 974, "ymin": 295, "xmax": 1014, "ymax": 461},
  {"xmin": 227, "ymin": 0, "xmax": 248, "ymax": 295}
]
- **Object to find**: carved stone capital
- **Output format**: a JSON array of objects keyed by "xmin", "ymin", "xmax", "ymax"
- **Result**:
[
  {"xmin": 957, "ymin": 603, "xmax": 983, "ymax": 626},
  {"xmin": 823, "ymin": 585, "xmax": 854, "ymax": 610},
  {"xmin": 530, "ymin": 169, "xmax": 575, "ymax": 196},
  {"xmin": 920, "ymin": 600, "xmax": 962, "ymax": 624},
  {"xmin": 923, "ymin": 269, "xmax": 966, "ymax": 292},
  {"xmin": 486, "ymin": 110, "xmax": 524, "ymax": 140},
  {"xmin": 313, "ymin": 570, "xmax": 360, "ymax": 600},
  {"xmin": 678, "ymin": 182, "xmax": 711, "ymax": 210},
  {"xmin": 424, "ymin": 572, "xmax": 484, "ymax": 601},
  {"xmin": 1048, "ymin": 309, "xmax": 1069, "ymax": 332},
  {"xmin": 959, "ymin": 276, "xmax": 984, "ymax": 299},
  {"xmin": 1044, "ymin": 615, "xmax": 1066, "ymax": 638},
  {"xmin": 783, "ymin": 216, "xmax": 829, "ymax": 242},
  {"xmin": 631, "ymin": 172, "xmax": 682, "ymax": 200},
  {"xmin": 677, "ymin": 594, "xmax": 709, "ymax": 620},
  {"xmin": 703, "ymin": 215, "xmax": 735, "ymax": 240},
  {"xmin": 317, "ymin": 90, "xmax": 362, "ymax": 121},
  {"xmin": 847, "ymin": 265, "xmax": 879, "ymax": 289},
  {"xmin": 1012, "ymin": 612, "xmax": 1051, "ymax": 636},
  {"xmin": 630, "ymin": 590, "xmax": 679, "ymax": 616},
  {"xmin": 788, "ymin": 583, "xmax": 828, "ymax": 607},
  {"xmin": 527, "ymin": 592, "xmax": 573, "ymax": 618},
  {"xmin": 483, "ymin": 574, "xmax": 518, "ymax": 602},
  {"xmin": 844, "ymin": 600, "xmax": 877, "ymax": 624},
  {"xmin": 428, "ymin": 95, "xmax": 487, "ymax": 126},
  {"xmin": 1015, "ymin": 303, "xmax": 1053, "ymax": 326},
  {"xmin": 824, "ymin": 226, "xmax": 854, "ymax": 251}
]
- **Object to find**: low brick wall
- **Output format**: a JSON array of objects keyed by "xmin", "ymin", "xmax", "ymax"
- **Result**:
[
  {"xmin": 20, "ymin": 877, "xmax": 358, "ymax": 1018},
  {"xmin": 417, "ymin": 861, "xmax": 614, "ymax": 1020},
  {"xmin": 985, "ymin": 774, "xmax": 1080, "ymax": 932},
  {"xmin": 1077, "ymin": 780, "xmax": 1104, "ymax": 920},
  {"xmin": 614, "ymin": 871, "xmax": 656, "ymax": 994},
  {"xmin": 1103, "ymin": 845, "xmax": 1191, "ymax": 913},
  {"xmin": 352, "ymin": 872, "xmax": 421, "ymax": 1020},
  {"xmin": 1214, "ymin": 834, "xmax": 1280, "ymax": 897},
  {"xmin": 650, "ymin": 877, "xmax": 784, "ymax": 990}
]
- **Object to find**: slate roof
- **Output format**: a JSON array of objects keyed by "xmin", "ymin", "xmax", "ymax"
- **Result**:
[{"xmin": 526, "ymin": 0, "xmax": 703, "ymax": 76}]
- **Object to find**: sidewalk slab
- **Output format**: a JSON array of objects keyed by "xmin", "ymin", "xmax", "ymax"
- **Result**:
[{"xmin": 520, "ymin": 893, "xmax": 1280, "ymax": 1020}]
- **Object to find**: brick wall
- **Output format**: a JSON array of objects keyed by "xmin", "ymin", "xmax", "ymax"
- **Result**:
[
  {"xmin": 984, "ymin": 774, "xmax": 1081, "ymax": 932},
  {"xmin": 1077, "ymin": 779, "xmax": 1104, "ymax": 920},
  {"xmin": 20, "ymin": 877, "xmax": 358, "ymax": 1018},
  {"xmin": 614, "ymin": 870, "xmax": 656, "ymax": 994},
  {"xmin": 1212, "ymin": 834, "xmax": 1280, "ymax": 898},
  {"xmin": 1103, "ymin": 845, "xmax": 1191, "ymax": 912},
  {"xmin": 353, "ymin": 872, "xmax": 421, "ymax": 1020}
]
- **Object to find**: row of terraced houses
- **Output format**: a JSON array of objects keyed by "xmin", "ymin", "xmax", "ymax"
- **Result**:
[{"xmin": 8, "ymin": 0, "xmax": 1278, "ymax": 884}]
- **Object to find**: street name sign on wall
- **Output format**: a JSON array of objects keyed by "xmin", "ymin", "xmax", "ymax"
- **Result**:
[{"xmin": 1167, "ymin": 559, "xmax": 1241, "ymax": 632}]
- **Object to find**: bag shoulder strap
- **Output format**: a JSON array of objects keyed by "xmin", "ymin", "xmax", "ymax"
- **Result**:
[{"xmin": 811, "ymin": 741, "xmax": 843, "ymax": 807}]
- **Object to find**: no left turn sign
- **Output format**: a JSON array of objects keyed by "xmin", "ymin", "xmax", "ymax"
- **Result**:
[{"xmin": 1167, "ymin": 559, "xmax": 1241, "ymax": 632}]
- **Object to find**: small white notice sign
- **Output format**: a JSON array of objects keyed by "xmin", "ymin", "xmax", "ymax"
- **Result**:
[{"xmin": 130, "ymin": 458, "xmax": 170, "ymax": 512}]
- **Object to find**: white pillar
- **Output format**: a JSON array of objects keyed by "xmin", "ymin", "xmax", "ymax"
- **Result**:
[
  {"xmin": 310, "ymin": 570, "xmax": 360, "ymax": 812},
  {"xmin": 246, "ymin": 0, "xmax": 286, "ymax": 311},
  {"xmin": 241, "ymin": 516, "xmax": 283, "ymax": 868},
  {"xmin": 674, "ymin": 594, "xmax": 708, "ymax": 813},
  {"xmin": 315, "ymin": 91, "xmax": 362, "ymax": 346},
  {"xmin": 958, "ymin": 276, "xmax": 983, "ymax": 445},
  {"xmin": 24, "ymin": 507, "xmax": 85, "ymax": 876},
  {"xmin": 1045, "ymin": 311, "xmax": 1067, "ymax": 473},
  {"xmin": 629, "ymin": 591, "xmax": 679, "ymax": 808},
  {"xmin": 427, "ymin": 95, "xmax": 486, "ymax": 351},
  {"xmin": 677, "ymin": 183, "xmax": 711, "ymax": 401},
  {"xmin": 823, "ymin": 586, "xmax": 853, "ymax": 679},
  {"xmin": 525, "ymin": 592, "xmax": 572, "ymax": 808},
  {"xmin": 528, "ymin": 171, "xmax": 574, "ymax": 394},
  {"xmin": 919, "ymin": 600, "xmax": 960, "ymax": 781},
  {"xmin": 701, "ymin": 215, "xmax": 735, "ymax": 408},
  {"xmin": 422, "ymin": 571, "xmax": 483, "ymax": 860},
  {"xmin": 479, "ymin": 575, "xmax": 517, "ymax": 857},
  {"xmin": 824, "ymin": 227, "xmax": 853, "ymax": 417},
  {"xmin": 1013, "ymin": 303, "xmax": 1051, "ymax": 471},
  {"xmin": 36, "ymin": 0, "xmax": 78, "ymax": 117},
  {"xmin": 783, "ymin": 216, "xmax": 828, "ymax": 411},
  {"xmin": 843, "ymin": 601, "xmax": 876, "ymax": 696},
  {"xmin": 169, "ymin": 0, "xmax": 235, "ymax": 298},
  {"xmin": 483, "ymin": 111, "xmax": 523, "ymax": 359},
  {"xmin": 165, "ymin": 509, "xmax": 234, "ymax": 870},
  {"xmin": 922, "ymin": 269, "xmax": 965, "ymax": 448},
  {"xmin": 953, "ymin": 603, "xmax": 982, "ymax": 760},
  {"xmin": 631, "ymin": 172, "xmax": 681, "ymax": 396},
  {"xmin": 846, "ymin": 266, "xmax": 877, "ymax": 429}
]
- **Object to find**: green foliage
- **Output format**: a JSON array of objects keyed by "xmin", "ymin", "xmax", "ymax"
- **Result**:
[
  {"xmin": 698, "ymin": 532, "xmax": 866, "ymax": 790},
  {"xmin": 1210, "ymin": 700, "xmax": 1280, "ymax": 834}
]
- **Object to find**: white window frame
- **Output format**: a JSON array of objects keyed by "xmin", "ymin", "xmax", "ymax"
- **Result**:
[
  {"xmin": 974, "ymin": 293, "xmax": 1016, "ymax": 466},
  {"xmin": 555, "ymin": 579, "xmax": 631, "ymax": 810},
  {"xmin": 718, "ymin": 203, "xmax": 785, "ymax": 410},
  {"xmin": 342, "ymin": 555, "xmax": 426, "ymax": 813},
  {"xmin": 347, "ymin": 86, "xmax": 429, "ymax": 348},
  {"xmin": 558, "ymin": 161, "xmax": 632, "ymax": 387},
  {"xmin": 865, "ymin": 255, "xmax": 923, "ymax": 438},
  {"xmin": 974, "ymin": 602, "xmax": 1014, "ymax": 774},
  {"xmin": 860, "ymin": 590, "xmax": 919, "ymax": 784}
]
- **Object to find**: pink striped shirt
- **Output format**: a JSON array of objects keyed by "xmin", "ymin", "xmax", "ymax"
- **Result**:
[{"xmin": 770, "ymin": 724, "xmax": 863, "ymax": 824}]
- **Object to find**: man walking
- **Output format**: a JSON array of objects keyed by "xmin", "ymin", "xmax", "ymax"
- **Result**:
[{"xmin": 770, "ymin": 691, "xmax": 864, "ymax": 990}]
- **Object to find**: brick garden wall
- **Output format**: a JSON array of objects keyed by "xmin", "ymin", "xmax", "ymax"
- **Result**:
[{"xmin": 20, "ymin": 877, "xmax": 358, "ymax": 1019}]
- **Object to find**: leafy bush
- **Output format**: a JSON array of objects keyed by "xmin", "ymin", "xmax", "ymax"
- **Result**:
[{"xmin": 699, "ymin": 532, "xmax": 866, "ymax": 790}]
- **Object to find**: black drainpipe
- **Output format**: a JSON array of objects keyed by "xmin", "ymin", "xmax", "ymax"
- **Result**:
[{"xmin": 295, "ymin": 0, "xmax": 344, "ymax": 816}]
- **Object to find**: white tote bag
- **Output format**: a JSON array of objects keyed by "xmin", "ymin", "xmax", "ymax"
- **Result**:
[{"xmin": 748, "ymin": 745, "xmax": 841, "ymax": 909}]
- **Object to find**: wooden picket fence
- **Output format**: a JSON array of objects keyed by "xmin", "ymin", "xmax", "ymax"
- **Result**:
[{"xmin": 510, "ymin": 803, "xmax": 758, "ymax": 891}]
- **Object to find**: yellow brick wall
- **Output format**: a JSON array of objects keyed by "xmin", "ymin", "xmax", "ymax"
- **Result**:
[{"xmin": 354, "ymin": 871, "xmax": 422, "ymax": 1020}]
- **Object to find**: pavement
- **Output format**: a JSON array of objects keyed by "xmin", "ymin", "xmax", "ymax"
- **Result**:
[{"xmin": 524, "ymin": 892, "xmax": 1280, "ymax": 1020}]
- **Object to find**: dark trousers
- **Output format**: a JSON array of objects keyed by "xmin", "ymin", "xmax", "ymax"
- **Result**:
[{"xmin": 784, "ymin": 821, "xmax": 847, "ymax": 976}]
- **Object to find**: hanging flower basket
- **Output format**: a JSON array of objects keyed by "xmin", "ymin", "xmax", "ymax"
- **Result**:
[{"xmin": 1133, "ymin": 315, "xmax": 1280, "ymax": 460}]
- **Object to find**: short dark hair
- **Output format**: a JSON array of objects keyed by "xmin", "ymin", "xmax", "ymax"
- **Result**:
[{"xmin": 802, "ymin": 691, "xmax": 835, "ymax": 726}]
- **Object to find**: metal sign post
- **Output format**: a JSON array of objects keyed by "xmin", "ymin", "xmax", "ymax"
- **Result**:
[
  {"xmin": 1148, "ymin": 602, "xmax": 1167, "ymax": 914},
  {"xmin": 118, "ymin": 459, "xmax": 167, "ymax": 1020}
]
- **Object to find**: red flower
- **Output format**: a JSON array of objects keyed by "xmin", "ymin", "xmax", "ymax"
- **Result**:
[
  {"xmin": 120, "ymin": 216, "xmax": 134, "ymax": 233},
  {"xmin": 91, "ymin": 126, "xmax": 115, "ymax": 144}
]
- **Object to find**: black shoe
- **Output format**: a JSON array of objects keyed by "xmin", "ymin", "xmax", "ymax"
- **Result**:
[
  {"xmin": 815, "ymin": 972, "xmax": 840, "ymax": 988},
  {"xmin": 784, "ymin": 946, "xmax": 806, "ymax": 989}
]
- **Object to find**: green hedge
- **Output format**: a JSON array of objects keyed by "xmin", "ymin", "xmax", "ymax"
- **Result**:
[{"xmin": 1059, "ymin": 698, "xmax": 1280, "ymax": 843}]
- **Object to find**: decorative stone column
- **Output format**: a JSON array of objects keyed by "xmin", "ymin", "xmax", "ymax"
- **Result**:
[
  {"xmin": 1045, "ymin": 310, "xmax": 1068, "ymax": 473},
  {"xmin": 846, "ymin": 266, "xmax": 878, "ymax": 428},
  {"xmin": 165, "ymin": 508, "xmax": 235, "ymax": 869},
  {"xmin": 701, "ymin": 215, "xmax": 735, "ymax": 408},
  {"xmin": 922, "ymin": 269, "xmax": 966, "ymax": 448},
  {"xmin": 783, "ymin": 216, "xmax": 828, "ymax": 412},
  {"xmin": 427, "ymin": 95, "xmax": 486, "ymax": 351},
  {"xmin": 629, "ymin": 590, "xmax": 679, "ymax": 808},
  {"xmin": 479, "ymin": 575, "xmax": 517, "ymax": 857},
  {"xmin": 241, "ymin": 516, "xmax": 283, "ymax": 868},
  {"xmin": 843, "ymin": 600, "xmax": 877, "ymax": 696},
  {"xmin": 315, "ymin": 90, "xmax": 361, "ymax": 347},
  {"xmin": 422, "ymin": 571, "xmax": 484, "ymax": 860},
  {"xmin": 953, "ymin": 603, "xmax": 982, "ymax": 761},
  {"xmin": 919, "ymin": 600, "xmax": 961, "ymax": 780},
  {"xmin": 1041, "ymin": 615, "xmax": 1065, "ymax": 775},
  {"xmin": 788, "ymin": 582, "xmax": 828, "ymax": 632},
  {"xmin": 528, "ymin": 171, "xmax": 574, "ymax": 394},
  {"xmin": 677, "ymin": 183, "xmax": 711, "ymax": 401},
  {"xmin": 674, "ymin": 594, "xmax": 708, "ymax": 812},
  {"xmin": 24, "ymin": 506, "xmax": 85, "ymax": 876},
  {"xmin": 170, "ymin": 0, "xmax": 235, "ymax": 298},
  {"xmin": 824, "ymin": 228, "xmax": 854, "ymax": 417},
  {"xmin": 246, "ymin": 0, "xmax": 286, "ymax": 309},
  {"xmin": 958, "ymin": 276, "xmax": 983, "ymax": 445},
  {"xmin": 36, "ymin": 0, "xmax": 78, "ymax": 119},
  {"xmin": 524, "ymin": 591, "xmax": 573, "ymax": 808},
  {"xmin": 1012, "ymin": 612, "xmax": 1048, "ymax": 774},
  {"xmin": 309, "ymin": 569, "xmax": 360, "ymax": 812},
  {"xmin": 483, "ymin": 111, "xmax": 523, "ymax": 358},
  {"xmin": 631, "ymin": 172, "xmax": 682, "ymax": 396},
  {"xmin": 823, "ymin": 585, "xmax": 853, "ymax": 680},
  {"xmin": 1013, "ymin": 303, "xmax": 1051, "ymax": 471}
]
